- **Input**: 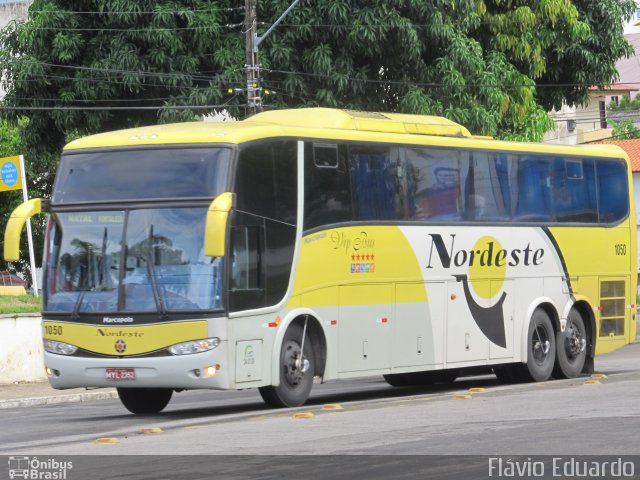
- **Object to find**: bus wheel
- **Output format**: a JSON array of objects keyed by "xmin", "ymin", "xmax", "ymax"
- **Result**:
[
  {"xmin": 117, "ymin": 387, "xmax": 173, "ymax": 414},
  {"xmin": 259, "ymin": 323, "xmax": 315, "ymax": 408},
  {"xmin": 521, "ymin": 309, "xmax": 556, "ymax": 382},
  {"xmin": 553, "ymin": 309, "xmax": 587, "ymax": 379}
]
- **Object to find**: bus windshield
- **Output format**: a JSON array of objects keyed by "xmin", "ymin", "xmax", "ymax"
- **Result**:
[
  {"xmin": 53, "ymin": 147, "xmax": 230, "ymax": 203},
  {"xmin": 45, "ymin": 208, "xmax": 224, "ymax": 314}
]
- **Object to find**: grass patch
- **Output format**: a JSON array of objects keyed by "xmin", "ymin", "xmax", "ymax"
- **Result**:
[{"xmin": 0, "ymin": 294, "xmax": 41, "ymax": 314}]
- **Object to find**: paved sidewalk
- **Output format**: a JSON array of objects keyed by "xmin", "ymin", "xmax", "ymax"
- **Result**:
[{"xmin": 0, "ymin": 381, "xmax": 117, "ymax": 409}]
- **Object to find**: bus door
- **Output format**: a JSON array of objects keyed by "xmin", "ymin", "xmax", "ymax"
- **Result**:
[
  {"xmin": 392, "ymin": 282, "xmax": 446, "ymax": 369},
  {"xmin": 489, "ymin": 279, "xmax": 514, "ymax": 360},
  {"xmin": 338, "ymin": 284, "xmax": 392, "ymax": 373},
  {"xmin": 446, "ymin": 277, "xmax": 514, "ymax": 363},
  {"xmin": 446, "ymin": 279, "xmax": 489, "ymax": 363}
]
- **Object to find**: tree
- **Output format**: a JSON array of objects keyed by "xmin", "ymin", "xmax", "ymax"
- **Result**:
[
  {"xmin": 610, "ymin": 119, "xmax": 640, "ymax": 140},
  {"xmin": 256, "ymin": 0, "xmax": 635, "ymax": 140},
  {"xmin": 2, "ymin": 1, "xmax": 634, "ymax": 145},
  {"xmin": 0, "ymin": 0, "xmax": 245, "ymax": 275}
]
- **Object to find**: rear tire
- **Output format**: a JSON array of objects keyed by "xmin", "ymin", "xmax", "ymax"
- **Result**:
[
  {"xmin": 553, "ymin": 309, "xmax": 587, "ymax": 379},
  {"xmin": 520, "ymin": 308, "xmax": 556, "ymax": 382},
  {"xmin": 259, "ymin": 323, "xmax": 315, "ymax": 408},
  {"xmin": 117, "ymin": 388, "xmax": 173, "ymax": 414}
]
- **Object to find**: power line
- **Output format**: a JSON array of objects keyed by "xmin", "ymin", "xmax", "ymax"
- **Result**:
[
  {"xmin": 27, "ymin": 7, "xmax": 244, "ymax": 14},
  {"xmin": 23, "ymin": 24, "xmax": 244, "ymax": 32},
  {"xmin": 0, "ymin": 104, "xmax": 236, "ymax": 111},
  {"xmin": 265, "ymin": 68, "xmax": 632, "ymax": 89},
  {"xmin": 7, "ymin": 57, "xmax": 640, "ymax": 91}
]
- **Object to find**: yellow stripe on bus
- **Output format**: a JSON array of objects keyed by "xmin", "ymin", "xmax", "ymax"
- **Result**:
[
  {"xmin": 43, "ymin": 320, "xmax": 208, "ymax": 356},
  {"xmin": 291, "ymin": 226, "xmax": 427, "ymax": 307}
]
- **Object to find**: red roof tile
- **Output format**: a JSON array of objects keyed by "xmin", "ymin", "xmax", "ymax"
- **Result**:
[
  {"xmin": 593, "ymin": 139, "xmax": 640, "ymax": 172},
  {"xmin": 589, "ymin": 85, "xmax": 638, "ymax": 93}
]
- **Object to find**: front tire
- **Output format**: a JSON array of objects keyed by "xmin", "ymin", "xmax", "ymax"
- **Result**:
[
  {"xmin": 259, "ymin": 323, "xmax": 315, "ymax": 408},
  {"xmin": 553, "ymin": 309, "xmax": 587, "ymax": 379},
  {"xmin": 117, "ymin": 388, "xmax": 173, "ymax": 414},
  {"xmin": 520, "ymin": 308, "xmax": 556, "ymax": 382}
]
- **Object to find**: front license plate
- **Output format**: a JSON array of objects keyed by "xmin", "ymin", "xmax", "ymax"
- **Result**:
[{"xmin": 105, "ymin": 368, "xmax": 136, "ymax": 380}]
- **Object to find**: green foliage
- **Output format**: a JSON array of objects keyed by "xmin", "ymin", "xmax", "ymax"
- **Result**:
[
  {"xmin": 1, "ymin": 0, "xmax": 634, "ymax": 149},
  {"xmin": 0, "ymin": 294, "xmax": 41, "ymax": 314},
  {"xmin": 0, "ymin": 1, "xmax": 246, "ymax": 277},
  {"xmin": 532, "ymin": 0, "xmax": 637, "ymax": 111},
  {"xmin": 609, "ymin": 95, "xmax": 640, "ymax": 111},
  {"xmin": 256, "ymin": 0, "xmax": 632, "ymax": 140},
  {"xmin": 610, "ymin": 119, "xmax": 640, "ymax": 140}
]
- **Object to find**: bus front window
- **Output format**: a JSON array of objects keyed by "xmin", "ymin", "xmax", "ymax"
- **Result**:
[
  {"xmin": 122, "ymin": 208, "xmax": 222, "ymax": 312},
  {"xmin": 45, "ymin": 209, "xmax": 223, "ymax": 314},
  {"xmin": 46, "ymin": 212, "xmax": 123, "ymax": 313}
]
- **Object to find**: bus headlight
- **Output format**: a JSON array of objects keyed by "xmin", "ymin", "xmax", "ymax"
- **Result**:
[
  {"xmin": 168, "ymin": 338, "xmax": 220, "ymax": 355},
  {"xmin": 44, "ymin": 340, "xmax": 78, "ymax": 356}
]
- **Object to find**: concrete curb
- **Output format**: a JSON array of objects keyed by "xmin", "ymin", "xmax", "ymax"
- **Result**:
[{"xmin": 0, "ymin": 390, "xmax": 118, "ymax": 409}]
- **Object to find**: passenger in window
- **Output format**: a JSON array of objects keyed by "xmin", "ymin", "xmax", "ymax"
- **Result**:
[
  {"xmin": 414, "ymin": 167, "xmax": 460, "ymax": 219},
  {"xmin": 431, "ymin": 167, "xmax": 460, "ymax": 191}
]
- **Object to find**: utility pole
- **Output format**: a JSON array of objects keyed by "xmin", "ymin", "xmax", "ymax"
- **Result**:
[
  {"xmin": 245, "ymin": 0, "xmax": 260, "ymax": 116},
  {"xmin": 245, "ymin": 0, "xmax": 302, "ymax": 117}
]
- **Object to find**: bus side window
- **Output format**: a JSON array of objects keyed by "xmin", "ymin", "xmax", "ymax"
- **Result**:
[
  {"xmin": 235, "ymin": 141, "xmax": 297, "ymax": 224},
  {"xmin": 406, "ymin": 148, "xmax": 462, "ymax": 220},
  {"xmin": 229, "ymin": 219, "xmax": 266, "ymax": 312},
  {"xmin": 514, "ymin": 158, "xmax": 553, "ymax": 221},
  {"xmin": 232, "ymin": 141, "xmax": 297, "ymax": 312},
  {"xmin": 597, "ymin": 160, "xmax": 629, "ymax": 223},
  {"xmin": 553, "ymin": 158, "xmax": 598, "ymax": 223},
  {"xmin": 230, "ymin": 225, "xmax": 262, "ymax": 291},
  {"xmin": 461, "ymin": 153, "xmax": 510, "ymax": 221},
  {"xmin": 304, "ymin": 143, "xmax": 353, "ymax": 230},
  {"xmin": 349, "ymin": 146, "xmax": 407, "ymax": 220}
]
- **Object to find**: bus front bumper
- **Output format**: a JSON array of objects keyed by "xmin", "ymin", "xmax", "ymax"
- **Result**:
[{"xmin": 43, "ymin": 342, "xmax": 231, "ymax": 390}]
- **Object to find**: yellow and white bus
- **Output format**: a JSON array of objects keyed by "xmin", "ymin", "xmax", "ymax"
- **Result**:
[{"xmin": 4, "ymin": 108, "xmax": 637, "ymax": 413}]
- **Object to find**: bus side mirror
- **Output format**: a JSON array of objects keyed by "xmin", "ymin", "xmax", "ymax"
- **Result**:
[
  {"xmin": 4, "ymin": 198, "xmax": 43, "ymax": 261},
  {"xmin": 204, "ymin": 192, "xmax": 234, "ymax": 257}
]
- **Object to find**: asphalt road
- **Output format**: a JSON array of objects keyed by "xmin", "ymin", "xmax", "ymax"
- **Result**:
[{"xmin": 1, "ymin": 343, "xmax": 640, "ymax": 479}]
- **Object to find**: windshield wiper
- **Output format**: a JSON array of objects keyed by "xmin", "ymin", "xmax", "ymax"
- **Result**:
[
  {"xmin": 145, "ymin": 224, "xmax": 168, "ymax": 318},
  {"xmin": 97, "ymin": 227, "xmax": 108, "ymax": 290},
  {"xmin": 70, "ymin": 291, "xmax": 86, "ymax": 320}
]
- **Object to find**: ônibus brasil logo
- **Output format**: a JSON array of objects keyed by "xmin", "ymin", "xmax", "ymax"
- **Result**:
[
  {"xmin": 427, "ymin": 233, "xmax": 545, "ymax": 348},
  {"xmin": 8, "ymin": 456, "xmax": 73, "ymax": 479}
]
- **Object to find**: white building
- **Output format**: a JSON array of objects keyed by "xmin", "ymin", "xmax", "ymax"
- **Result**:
[
  {"xmin": 624, "ymin": 1, "xmax": 640, "ymax": 35},
  {"xmin": 0, "ymin": 0, "xmax": 30, "ymax": 98},
  {"xmin": 0, "ymin": 0, "xmax": 29, "ymax": 29},
  {"xmin": 543, "ymin": 3, "xmax": 640, "ymax": 145}
]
